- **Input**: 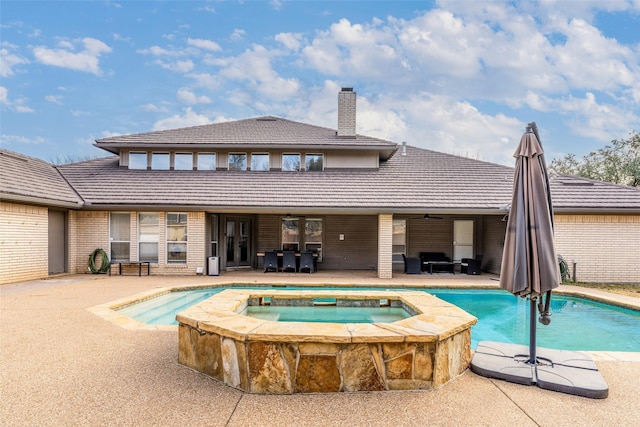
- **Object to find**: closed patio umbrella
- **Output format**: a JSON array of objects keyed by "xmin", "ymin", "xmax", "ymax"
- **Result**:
[
  {"xmin": 499, "ymin": 122, "xmax": 559, "ymax": 363},
  {"xmin": 470, "ymin": 123, "xmax": 608, "ymax": 399}
]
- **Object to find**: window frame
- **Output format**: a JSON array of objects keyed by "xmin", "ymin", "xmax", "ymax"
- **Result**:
[
  {"xmin": 281, "ymin": 217, "xmax": 300, "ymax": 252},
  {"xmin": 151, "ymin": 152, "xmax": 170, "ymax": 170},
  {"xmin": 228, "ymin": 153, "xmax": 247, "ymax": 171},
  {"xmin": 304, "ymin": 217, "xmax": 323, "ymax": 261},
  {"xmin": 305, "ymin": 153, "xmax": 324, "ymax": 171},
  {"xmin": 129, "ymin": 152, "xmax": 147, "ymax": 170},
  {"xmin": 282, "ymin": 153, "xmax": 301, "ymax": 172},
  {"xmin": 138, "ymin": 212, "xmax": 159, "ymax": 263},
  {"xmin": 392, "ymin": 219, "xmax": 407, "ymax": 264},
  {"xmin": 174, "ymin": 152, "xmax": 193, "ymax": 171},
  {"xmin": 197, "ymin": 152, "xmax": 216, "ymax": 170},
  {"xmin": 109, "ymin": 212, "xmax": 130, "ymax": 262},
  {"xmin": 250, "ymin": 153, "xmax": 270, "ymax": 171},
  {"xmin": 166, "ymin": 213, "xmax": 188, "ymax": 264}
]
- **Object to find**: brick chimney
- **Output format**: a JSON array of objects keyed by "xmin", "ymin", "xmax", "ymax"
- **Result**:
[{"xmin": 337, "ymin": 87, "xmax": 356, "ymax": 137}]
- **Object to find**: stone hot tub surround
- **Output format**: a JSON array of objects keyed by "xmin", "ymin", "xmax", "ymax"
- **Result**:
[{"xmin": 177, "ymin": 289, "xmax": 477, "ymax": 394}]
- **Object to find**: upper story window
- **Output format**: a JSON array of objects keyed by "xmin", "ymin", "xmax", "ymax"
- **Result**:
[
  {"xmin": 282, "ymin": 153, "xmax": 301, "ymax": 171},
  {"xmin": 228, "ymin": 153, "xmax": 247, "ymax": 171},
  {"xmin": 197, "ymin": 153, "xmax": 216, "ymax": 170},
  {"xmin": 251, "ymin": 153, "xmax": 269, "ymax": 171},
  {"xmin": 174, "ymin": 153, "xmax": 193, "ymax": 170},
  {"xmin": 305, "ymin": 154, "xmax": 323, "ymax": 171},
  {"xmin": 152, "ymin": 153, "xmax": 170, "ymax": 170},
  {"xmin": 129, "ymin": 152, "xmax": 147, "ymax": 170}
]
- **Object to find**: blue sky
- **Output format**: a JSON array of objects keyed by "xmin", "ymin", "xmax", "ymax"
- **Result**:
[{"xmin": 2, "ymin": 1, "xmax": 639, "ymax": 166}]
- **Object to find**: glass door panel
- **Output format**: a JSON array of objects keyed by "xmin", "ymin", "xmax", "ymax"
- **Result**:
[
  {"xmin": 225, "ymin": 217, "xmax": 252, "ymax": 268},
  {"xmin": 226, "ymin": 220, "xmax": 236, "ymax": 265}
]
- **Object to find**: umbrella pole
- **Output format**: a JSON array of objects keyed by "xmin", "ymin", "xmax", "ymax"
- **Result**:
[{"xmin": 529, "ymin": 297, "xmax": 537, "ymax": 364}]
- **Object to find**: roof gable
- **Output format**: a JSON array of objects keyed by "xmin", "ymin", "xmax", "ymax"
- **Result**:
[
  {"xmin": 95, "ymin": 116, "xmax": 398, "ymax": 160},
  {"xmin": 0, "ymin": 149, "xmax": 82, "ymax": 207}
]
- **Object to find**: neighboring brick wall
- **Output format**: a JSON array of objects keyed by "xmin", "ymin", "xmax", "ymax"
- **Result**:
[
  {"xmin": 0, "ymin": 202, "xmax": 49, "ymax": 284},
  {"xmin": 554, "ymin": 214, "xmax": 640, "ymax": 284},
  {"xmin": 378, "ymin": 214, "xmax": 393, "ymax": 279}
]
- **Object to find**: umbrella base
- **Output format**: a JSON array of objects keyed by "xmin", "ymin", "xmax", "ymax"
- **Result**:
[{"xmin": 470, "ymin": 341, "xmax": 608, "ymax": 399}]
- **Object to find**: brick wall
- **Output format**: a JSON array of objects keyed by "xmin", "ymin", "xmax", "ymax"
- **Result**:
[
  {"xmin": 74, "ymin": 211, "xmax": 109, "ymax": 274},
  {"xmin": 378, "ymin": 214, "xmax": 393, "ymax": 279},
  {"xmin": 554, "ymin": 214, "xmax": 640, "ymax": 284},
  {"xmin": 0, "ymin": 202, "xmax": 49, "ymax": 284},
  {"xmin": 337, "ymin": 88, "xmax": 356, "ymax": 137},
  {"xmin": 73, "ymin": 210, "xmax": 206, "ymax": 276}
]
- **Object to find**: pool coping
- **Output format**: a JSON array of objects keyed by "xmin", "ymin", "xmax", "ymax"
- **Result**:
[
  {"xmin": 88, "ymin": 281, "xmax": 640, "ymax": 362},
  {"xmin": 177, "ymin": 289, "xmax": 478, "ymax": 343}
]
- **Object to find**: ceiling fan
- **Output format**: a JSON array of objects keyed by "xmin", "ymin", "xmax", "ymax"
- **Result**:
[
  {"xmin": 422, "ymin": 214, "xmax": 444, "ymax": 220},
  {"xmin": 409, "ymin": 214, "xmax": 444, "ymax": 220}
]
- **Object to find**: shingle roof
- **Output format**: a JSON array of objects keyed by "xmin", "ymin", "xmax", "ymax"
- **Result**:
[
  {"xmin": 0, "ymin": 149, "xmax": 82, "ymax": 207},
  {"xmin": 95, "ymin": 116, "xmax": 398, "ymax": 160},
  {"xmin": 57, "ymin": 145, "xmax": 640, "ymax": 213}
]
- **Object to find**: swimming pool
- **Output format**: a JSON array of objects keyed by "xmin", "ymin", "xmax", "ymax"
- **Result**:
[{"xmin": 117, "ymin": 286, "xmax": 640, "ymax": 352}]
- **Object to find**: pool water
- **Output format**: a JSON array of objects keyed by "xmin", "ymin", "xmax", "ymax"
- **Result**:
[
  {"xmin": 241, "ymin": 305, "xmax": 411, "ymax": 323},
  {"xmin": 117, "ymin": 286, "xmax": 640, "ymax": 352}
]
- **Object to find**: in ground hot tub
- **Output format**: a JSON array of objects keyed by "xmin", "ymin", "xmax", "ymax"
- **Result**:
[{"xmin": 177, "ymin": 289, "xmax": 477, "ymax": 394}]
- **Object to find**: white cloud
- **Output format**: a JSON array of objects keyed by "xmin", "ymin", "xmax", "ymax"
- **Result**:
[
  {"xmin": 269, "ymin": 0, "xmax": 283, "ymax": 11},
  {"xmin": 0, "ymin": 48, "xmax": 29, "ymax": 77},
  {"xmin": 230, "ymin": 29, "xmax": 246, "ymax": 41},
  {"xmin": 352, "ymin": 92, "xmax": 522, "ymax": 165},
  {"xmin": 0, "ymin": 87, "xmax": 34, "ymax": 113},
  {"xmin": 553, "ymin": 92, "xmax": 639, "ymax": 141},
  {"xmin": 153, "ymin": 107, "xmax": 212, "ymax": 130},
  {"xmin": 218, "ymin": 44, "xmax": 300, "ymax": 101},
  {"xmin": 140, "ymin": 103, "xmax": 168, "ymax": 113},
  {"xmin": 138, "ymin": 45, "xmax": 183, "ymax": 56},
  {"xmin": 187, "ymin": 73, "xmax": 222, "ymax": 91},
  {"xmin": 0, "ymin": 134, "xmax": 47, "ymax": 145},
  {"xmin": 275, "ymin": 32, "xmax": 303, "ymax": 51},
  {"xmin": 155, "ymin": 59, "xmax": 194, "ymax": 73},
  {"xmin": 45, "ymin": 95, "xmax": 63, "ymax": 105},
  {"xmin": 549, "ymin": 18, "xmax": 636, "ymax": 90},
  {"xmin": 101, "ymin": 130, "xmax": 125, "ymax": 138},
  {"xmin": 33, "ymin": 37, "xmax": 111, "ymax": 75},
  {"xmin": 187, "ymin": 38, "xmax": 222, "ymax": 51},
  {"xmin": 177, "ymin": 88, "xmax": 212, "ymax": 104}
]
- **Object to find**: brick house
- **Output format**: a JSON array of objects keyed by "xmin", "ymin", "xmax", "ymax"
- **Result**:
[{"xmin": 2, "ymin": 88, "xmax": 639, "ymax": 284}]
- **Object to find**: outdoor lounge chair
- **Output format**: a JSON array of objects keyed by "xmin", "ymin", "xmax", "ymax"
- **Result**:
[
  {"xmin": 282, "ymin": 251, "xmax": 297, "ymax": 272},
  {"xmin": 299, "ymin": 251, "xmax": 315, "ymax": 273},
  {"xmin": 461, "ymin": 255, "xmax": 483, "ymax": 275},
  {"xmin": 264, "ymin": 251, "xmax": 279, "ymax": 273},
  {"xmin": 403, "ymin": 254, "xmax": 422, "ymax": 274}
]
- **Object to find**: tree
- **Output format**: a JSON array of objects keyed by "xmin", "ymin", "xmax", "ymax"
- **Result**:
[{"xmin": 549, "ymin": 131, "xmax": 640, "ymax": 187}]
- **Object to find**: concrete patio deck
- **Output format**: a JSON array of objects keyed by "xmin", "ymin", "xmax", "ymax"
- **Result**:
[{"xmin": 1, "ymin": 271, "xmax": 639, "ymax": 426}]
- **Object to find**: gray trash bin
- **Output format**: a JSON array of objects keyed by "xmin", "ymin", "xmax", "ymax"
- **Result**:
[{"xmin": 208, "ymin": 256, "xmax": 219, "ymax": 276}]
